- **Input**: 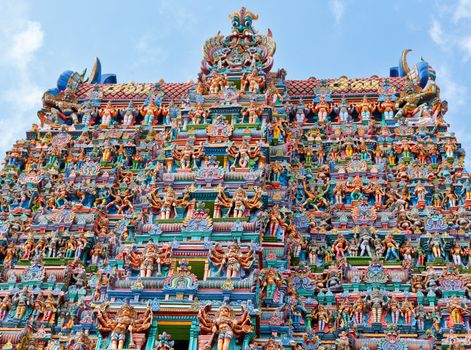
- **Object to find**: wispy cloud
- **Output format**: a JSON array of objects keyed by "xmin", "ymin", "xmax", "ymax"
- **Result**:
[
  {"xmin": 458, "ymin": 35, "xmax": 471, "ymax": 61},
  {"xmin": 429, "ymin": 18, "xmax": 445, "ymax": 48},
  {"xmin": 429, "ymin": 1, "xmax": 471, "ymax": 62},
  {"xmin": 0, "ymin": 0, "xmax": 44, "ymax": 159},
  {"xmin": 436, "ymin": 65, "xmax": 467, "ymax": 107},
  {"xmin": 329, "ymin": 0, "xmax": 345, "ymax": 25},
  {"xmin": 452, "ymin": 0, "xmax": 471, "ymax": 22},
  {"xmin": 131, "ymin": 34, "xmax": 168, "ymax": 74}
]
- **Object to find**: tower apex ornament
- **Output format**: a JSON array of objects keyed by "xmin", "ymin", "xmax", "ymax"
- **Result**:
[{"xmin": 201, "ymin": 7, "xmax": 276, "ymax": 75}]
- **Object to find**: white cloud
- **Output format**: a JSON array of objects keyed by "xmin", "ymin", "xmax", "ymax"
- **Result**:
[
  {"xmin": 429, "ymin": 18, "xmax": 445, "ymax": 47},
  {"xmin": 458, "ymin": 35, "xmax": 471, "ymax": 61},
  {"xmin": 329, "ymin": 0, "xmax": 345, "ymax": 25},
  {"xmin": 0, "ymin": 0, "xmax": 44, "ymax": 161},
  {"xmin": 453, "ymin": 0, "xmax": 471, "ymax": 22},
  {"xmin": 429, "ymin": 4, "xmax": 471, "ymax": 61},
  {"xmin": 437, "ymin": 65, "xmax": 467, "ymax": 107},
  {"xmin": 6, "ymin": 21, "xmax": 43, "ymax": 70},
  {"xmin": 132, "ymin": 34, "xmax": 168, "ymax": 72}
]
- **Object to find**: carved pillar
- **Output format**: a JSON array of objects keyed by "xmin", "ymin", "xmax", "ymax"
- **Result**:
[
  {"xmin": 144, "ymin": 318, "xmax": 159, "ymax": 350},
  {"xmin": 189, "ymin": 319, "xmax": 200, "ymax": 350}
]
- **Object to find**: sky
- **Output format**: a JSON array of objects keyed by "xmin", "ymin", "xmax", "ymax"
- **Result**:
[{"xmin": 0, "ymin": 0, "xmax": 471, "ymax": 164}]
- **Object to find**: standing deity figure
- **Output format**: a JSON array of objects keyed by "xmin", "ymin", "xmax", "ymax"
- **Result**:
[
  {"xmin": 65, "ymin": 235, "xmax": 78, "ymax": 258},
  {"xmin": 428, "ymin": 233, "xmax": 444, "ymax": 260},
  {"xmin": 189, "ymin": 104, "xmax": 208, "ymax": 125},
  {"xmin": 447, "ymin": 297, "xmax": 466, "ymax": 326},
  {"xmin": 43, "ymin": 294, "xmax": 58, "ymax": 323},
  {"xmin": 172, "ymin": 142, "xmax": 204, "ymax": 170},
  {"xmin": 22, "ymin": 234, "xmax": 35, "ymax": 260},
  {"xmin": 333, "ymin": 182, "xmax": 346, "ymax": 205},
  {"xmin": 79, "ymin": 101, "xmax": 96, "ymax": 126},
  {"xmin": 245, "ymin": 69, "xmax": 265, "ymax": 94},
  {"xmin": 216, "ymin": 187, "xmax": 262, "ymax": 218},
  {"xmin": 400, "ymin": 241, "xmax": 415, "ymax": 262},
  {"xmin": 352, "ymin": 296, "xmax": 366, "ymax": 325},
  {"xmin": 260, "ymin": 268, "xmax": 283, "ymax": 301},
  {"xmin": 265, "ymin": 82, "xmax": 283, "ymax": 106},
  {"xmin": 140, "ymin": 99, "xmax": 162, "ymax": 125},
  {"xmin": 243, "ymin": 102, "xmax": 263, "ymax": 124},
  {"xmin": 377, "ymin": 95, "xmax": 396, "ymax": 120},
  {"xmin": 414, "ymin": 181, "xmax": 427, "ymax": 203},
  {"xmin": 99, "ymin": 101, "xmax": 118, "ymax": 127},
  {"xmin": 270, "ymin": 161, "xmax": 285, "ymax": 183},
  {"xmin": 94, "ymin": 302, "xmax": 153, "ymax": 350},
  {"xmin": 0, "ymin": 294, "xmax": 11, "ymax": 321},
  {"xmin": 308, "ymin": 240, "xmax": 321, "ymax": 266},
  {"xmin": 444, "ymin": 139, "xmax": 456, "ymax": 159},
  {"xmin": 208, "ymin": 242, "xmax": 254, "ymax": 278},
  {"xmin": 358, "ymin": 228, "xmax": 375, "ymax": 257},
  {"xmin": 12, "ymin": 286, "xmax": 33, "ymax": 319},
  {"xmin": 445, "ymin": 188, "xmax": 458, "ymax": 208},
  {"xmin": 150, "ymin": 186, "xmax": 191, "ymax": 220},
  {"xmin": 388, "ymin": 295, "xmax": 401, "ymax": 324},
  {"xmin": 414, "ymin": 304, "xmax": 427, "ymax": 331},
  {"xmin": 121, "ymin": 101, "xmax": 138, "ymax": 126},
  {"xmin": 313, "ymin": 306, "xmax": 330, "ymax": 332},
  {"xmin": 129, "ymin": 242, "xmax": 172, "ymax": 277},
  {"xmin": 227, "ymin": 141, "xmax": 261, "ymax": 169},
  {"xmin": 333, "ymin": 96, "xmax": 354, "ymax": 122},
  {"xmin": 367, "ymin": 288, "xmax": 385, "ymax": 324},
  {"xmin": 263, "ymin": 205, "xmax": 287, "ymax": 238},
  {"xmin": 337, "ymin": 299, "xmax": 352, "ymax": 328},
  {"xmin": 355, "ymin": 96, "xmax": 376, "ymax": 122},
  {"xmin": 312, "ymin": 97, "xmax": 332, "ymax": 123},
  {"xmin": 198, "ymin": 304, "xmax": 253, "ymax": 350},
  {"xmin": 383, "ymin": 233, "xmax": 400, "ymax": 261},
  {"xmin": 450, "ymin": 243, "xmax": 463, "ymax": 266},
  {"xmin": 332, "ymin": 233, "xmax": 349, "ymax": 259},
  {"xmin": 401, "ymin": 299, "xmax": 414, "ymax": 325}
]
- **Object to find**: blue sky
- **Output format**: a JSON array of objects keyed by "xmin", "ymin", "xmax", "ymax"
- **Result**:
[{"xmin": 0, "ymin": 0, "xmax": 471, "ymax": 163}]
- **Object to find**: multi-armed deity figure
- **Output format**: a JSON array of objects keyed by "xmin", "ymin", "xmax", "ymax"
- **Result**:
[
  {"xmin": 94, "ymin": 302, "xmax": 153, "ymax": 349},
  {"xmin": 150, "ymin": 186, "xmax": 191, "ymax": 219},
  {"xmin": 199, "ymin": 304, "xmax": 253, "ymax": 350},
  {"xmin": 208, "ymin": 242, "xmax": 254, "ymax": 278},
  {"xmin": 128, "ymin": 242, "xmax": 172, "ymax": 277},
  {"xmin": 172, "ymin": 142, "xmax": 204, "ymax": 170},
  {"xmin": 227, "ymin": 140, "xmax": 262, "ymax": 169},
  {"xmin": 215, "ymin": 186, "xmax": 262, "ymax": 218}
]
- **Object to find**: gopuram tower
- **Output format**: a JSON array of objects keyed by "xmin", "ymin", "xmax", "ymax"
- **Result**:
[{"xmin": 0, "ymin": 7, "xmax": 469, "ymax": 350}]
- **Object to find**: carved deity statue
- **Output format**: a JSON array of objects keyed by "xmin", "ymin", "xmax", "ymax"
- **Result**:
[
  {"xmin": 208, "ymin": 242, "xmax": 254, "ymax": 278},
  {"xmin": 94, "ymin": 302, "xmax": 153, "ymax": 350},
  {"xmin": 198, "ymin": 304, "xmax": 253, "ymax": 350}
]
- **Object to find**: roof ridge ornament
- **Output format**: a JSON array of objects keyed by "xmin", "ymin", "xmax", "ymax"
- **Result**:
[{"xmin": 200, "ymin": 8, "xmax": 276, "ymax": 76}]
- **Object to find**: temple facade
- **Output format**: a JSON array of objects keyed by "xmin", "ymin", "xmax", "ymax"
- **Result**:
[{"xmin": 0, "ymin": 7, "xmax": 469, "ymax": 350}]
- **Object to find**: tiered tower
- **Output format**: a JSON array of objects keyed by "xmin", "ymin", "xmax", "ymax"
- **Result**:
[{"xmin": 0, "ymin": 7, "xmax": 469, "ymax": 350}]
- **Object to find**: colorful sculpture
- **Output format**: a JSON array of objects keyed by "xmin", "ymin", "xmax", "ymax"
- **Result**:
[{"xmin": 0, "ymin": 7, "xmax": 469, "ymax": 350}]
